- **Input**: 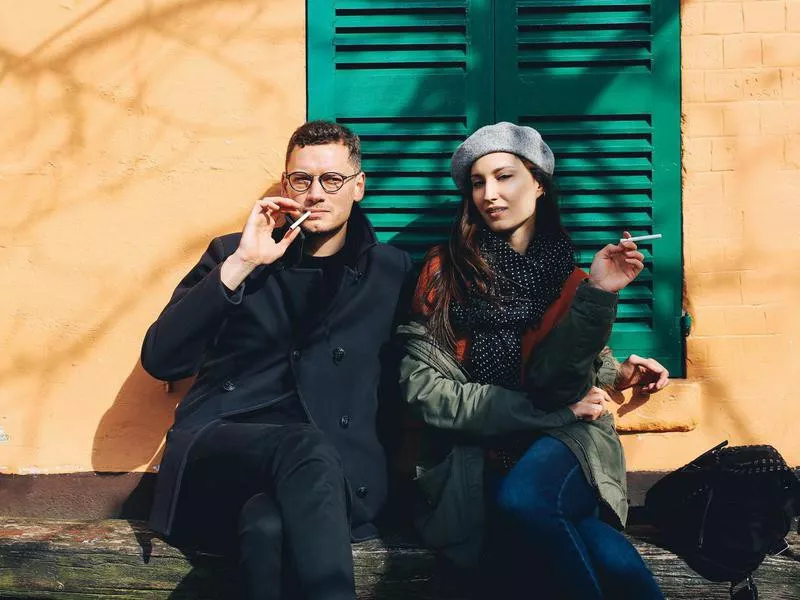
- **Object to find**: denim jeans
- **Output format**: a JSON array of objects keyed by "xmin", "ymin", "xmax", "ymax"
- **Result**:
[{"xmin": 486, "ymin": 436, "xmax": 664, "ymax": 600}]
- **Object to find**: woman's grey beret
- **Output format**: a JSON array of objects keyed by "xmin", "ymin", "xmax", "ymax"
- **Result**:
[{"xmin": 450, "ymin": 122, "xmax": 555, "ymax": 194}]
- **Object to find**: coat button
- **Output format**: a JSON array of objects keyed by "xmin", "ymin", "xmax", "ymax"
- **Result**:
[
  {"xmin": 222, "ymin": 379, "xmax": 236, "ymax": 392},
  {"xmin": 339, "ymin": 415, "xmax": 350, "ymax": 429},
  {"xmin": 332, "ymin": 347, "xmax": 346, "ymax": 363},
  {"xmin": 291, "ymin": 350, "xmax": 301, "ymax": 360},
  {"xmin": 355, "ymin": 486, "xmax": 368, "ymax": 499}
]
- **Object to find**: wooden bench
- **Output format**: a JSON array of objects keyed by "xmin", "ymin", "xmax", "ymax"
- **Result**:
[{"xmin": 0, "ymin": 516, "xmax": 798, "ymax": 599}]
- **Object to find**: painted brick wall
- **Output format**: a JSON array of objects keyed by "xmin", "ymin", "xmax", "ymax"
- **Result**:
[
  {"xmin": 622, "ymin": 0, "xmax": 800, "ymax": 469},
  {"xmin": 1, "ymin": 1, "xmax": 798, "ymax": 476}
]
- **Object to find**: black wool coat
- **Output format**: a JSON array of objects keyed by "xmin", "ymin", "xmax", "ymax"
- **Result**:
[{"xmin": 141, "ymin": 205, "xmax": 413, "ymax": 540}]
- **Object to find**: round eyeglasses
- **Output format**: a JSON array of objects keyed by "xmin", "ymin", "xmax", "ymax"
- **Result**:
[{"xmin": 285, "ymin": 171, "xmax": 361, "ymax": 193}]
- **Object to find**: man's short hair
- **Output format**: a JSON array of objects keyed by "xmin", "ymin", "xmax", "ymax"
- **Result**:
[{"xmin": 285, "ymin": 120, "xmax": 361, "ymax": 169}]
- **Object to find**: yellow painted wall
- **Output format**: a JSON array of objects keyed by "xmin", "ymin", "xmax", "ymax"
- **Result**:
[
  {"xmin": 0, "ymin": 0, "xmax": 305, "ymax": 474},
  {"xmin": 1, "ymin": 0, "xmax": 799, "ymax": 475},
  {"xmin": 622, "ymin": 0, "xmax": 800, "ymax": 470}
]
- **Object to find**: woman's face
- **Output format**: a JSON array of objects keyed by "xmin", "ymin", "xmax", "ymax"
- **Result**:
[{"xmin": 469, "ymin": 152, "xmax": 544, "ymax": 239}]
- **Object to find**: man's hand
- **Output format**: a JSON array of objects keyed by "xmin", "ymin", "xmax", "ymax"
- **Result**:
[
  {"xmin": 569, "ymin": 386, "xmax": 611, "ymax": 422},
  {"xmin": 221, "ymin": 197, "xmax": 304, "ymax": 291},
  {"xmin": 615, "ymin": 354, "xmax": 670, "ymax": 393},
  {"xmin": 587, "ymin": 231, "xmax": 645, "ymax": 293}
]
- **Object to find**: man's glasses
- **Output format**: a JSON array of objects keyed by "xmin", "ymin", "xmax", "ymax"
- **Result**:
[{"xmin": 285, "ymin": 171, "xmax": 361, "ymax": 193}]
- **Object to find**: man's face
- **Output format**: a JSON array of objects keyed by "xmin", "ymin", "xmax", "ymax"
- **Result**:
[{"xmin": 282, "ymin": 143, "xmax": 365, "ymax": 236}]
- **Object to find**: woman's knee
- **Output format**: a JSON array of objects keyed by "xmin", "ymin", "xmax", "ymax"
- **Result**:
[{"xmin": 493, "ymin": 470, "xmax": 551, "ymax": 527}]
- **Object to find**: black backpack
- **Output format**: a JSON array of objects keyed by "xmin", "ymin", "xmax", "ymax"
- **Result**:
[{"xmin": 645, "ymin": 440, "xmax": 800, "ymax": 600}]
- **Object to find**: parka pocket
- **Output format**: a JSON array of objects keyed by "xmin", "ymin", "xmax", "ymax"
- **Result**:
[
  {"xmin": 413, "ymin": 450, "xmax": 473, "ymax": 548},
  {"xmin": 414, "ymin": 452, "xmax": 454, "ymax": 508}
]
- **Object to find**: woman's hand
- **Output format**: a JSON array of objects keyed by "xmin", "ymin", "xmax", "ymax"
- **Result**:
[
  {"xmin": 615, "ymin": 354, "xmax": 670, "ymax": 393},
  {"xmin": 569, "ymin": 386, "xmax": 611, "ymax": 422},
  {"xmin": 587, "ymin": 231, "xmax": 645, "ymax": 293}
]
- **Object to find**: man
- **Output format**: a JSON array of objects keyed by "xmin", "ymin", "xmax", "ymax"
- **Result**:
[{"xmin": 141, "ymin": 121, "xmax": 413, "ymax": 599}]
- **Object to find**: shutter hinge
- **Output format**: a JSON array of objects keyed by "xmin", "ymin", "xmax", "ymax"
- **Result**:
[{"xmin": 681, "ymin": 311, "xmax": 692, "ymax": 338}]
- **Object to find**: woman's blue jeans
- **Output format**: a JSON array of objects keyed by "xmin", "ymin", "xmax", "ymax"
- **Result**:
[{"xmin": 486, "ymin": 436, "xmax": 664, "ymax": 600}]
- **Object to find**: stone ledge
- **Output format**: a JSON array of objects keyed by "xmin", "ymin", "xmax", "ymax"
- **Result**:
[
  {"xmin": 611, "ymin": 378, "xmax": 702, "ymax": 433},
  {"xmin": 0, "ymin": 517, "xmax": 797, "ymax": 599}
]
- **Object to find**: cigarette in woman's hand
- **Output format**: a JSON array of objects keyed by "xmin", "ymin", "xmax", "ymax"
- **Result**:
[
  {"xmin": 619, "ymin": 233, "xmax": 662, "ymax": 244},
  {"xmin": 289, "ymin": 211, "xmax": 312, "ymax": 230}
]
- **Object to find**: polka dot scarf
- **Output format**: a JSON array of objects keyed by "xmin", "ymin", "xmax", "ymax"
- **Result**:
[{"xmin": 449, "ymin": 228, "xmax": 574, "ymax": 389}]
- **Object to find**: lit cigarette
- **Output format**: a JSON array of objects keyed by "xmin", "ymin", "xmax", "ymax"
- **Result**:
[
  {"xmin": 619, "ymin": 233, "xmax": 662, "ymax": 244},
  {"xmin": 289, "ymin": 211, "xmax": 312, "ymax": 230}
]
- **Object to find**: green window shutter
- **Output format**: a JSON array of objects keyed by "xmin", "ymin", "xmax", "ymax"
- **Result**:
[
  {"xmin": 308, "ymin": 0, "xmax": 683, "ymax": 374},
  {"xmin": 495, "ymin": 0, "xmax": 682, "ymax": 374},
  {"xmin": 308, "ymin": 0, "xmax": 492, "ymax": 261}
]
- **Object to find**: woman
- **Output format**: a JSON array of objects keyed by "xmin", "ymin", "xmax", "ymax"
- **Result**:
[{"xmin": 397, "ymin": 122, "xmax": 669, "ymax": 599}]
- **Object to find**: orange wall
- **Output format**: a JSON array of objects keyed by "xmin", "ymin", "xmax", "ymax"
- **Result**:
[
  {"xmin": 0, "ymin": 0, "xmax": 305, "ymax": 474},
  {"xmin": 1, "ymin": 1, "xmax": 799, "ymax": 475},
  {"xmin": 622, "ymin": 0, "xmax": 800, "ymax": 469}
]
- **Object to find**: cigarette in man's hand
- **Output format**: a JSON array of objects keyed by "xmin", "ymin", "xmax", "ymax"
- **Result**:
[
  {"xmin": 289, "ymin": 211, "xmax": 312, "ymax": 230},
  {"xmin": 619, "ymin": 233, "xmax": 662, "ymax": 244}
]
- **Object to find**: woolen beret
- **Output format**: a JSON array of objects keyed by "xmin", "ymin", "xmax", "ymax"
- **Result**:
[{"xmin": 450, "ymin": 122, "xmax": 555, "ymax": 194}]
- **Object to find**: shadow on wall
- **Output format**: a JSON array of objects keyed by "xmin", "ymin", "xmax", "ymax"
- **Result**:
[
  {"xmin": 0, "ymin": 0, "xmax": 294, "ymax": 236},
  {"xmin": 90, "ymin": 181, "xmax": 284, "ymax": 518},
  {"xmin": 1, "ymin": 0, "xmax": 301, "ymax": 474}
]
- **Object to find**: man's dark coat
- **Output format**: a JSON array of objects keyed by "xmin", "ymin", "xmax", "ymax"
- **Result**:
[{"xmin": 141, "ymin": 205, "xmax": 412, "ymax": 540}]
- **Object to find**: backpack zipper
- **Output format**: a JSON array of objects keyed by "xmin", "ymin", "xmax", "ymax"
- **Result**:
[{"xmin": 697, "ymin": 486, "xmax": 714, "ymax": 550}]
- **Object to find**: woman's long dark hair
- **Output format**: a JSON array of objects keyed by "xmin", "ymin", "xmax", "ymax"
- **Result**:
[{"xmin": 422, "ymin": 159, "xmax": 571, "ymax": 351}]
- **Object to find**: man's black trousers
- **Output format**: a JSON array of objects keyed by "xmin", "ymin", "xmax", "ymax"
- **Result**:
[{"xmin": 169, "ymin": 421, "xmax": 356, "ymax": 600}]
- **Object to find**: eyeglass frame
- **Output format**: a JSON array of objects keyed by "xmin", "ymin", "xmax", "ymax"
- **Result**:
[{"xmin": 283, "ymin": 170, "xmax": 362, "ymax": 194}]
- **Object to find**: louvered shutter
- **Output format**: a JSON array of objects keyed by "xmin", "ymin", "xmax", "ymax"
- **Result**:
[
  {"xmin": 308, "ymin": 0, "xmax": 492, "ymax": 260},
  {"xmin": 308, "ymin": 0, "xmax": 683, "ymax": 373},
  {"xmin": 495, "ymin": 0, "xmax": 682, "ymax": 373}
]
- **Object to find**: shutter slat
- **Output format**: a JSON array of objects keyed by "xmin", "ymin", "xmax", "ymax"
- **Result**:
[
  {"xmin": 367, "ymin": 177, "xmax": 461, "ymax": 192},
  {"xmin": 557, "ymin": 176, "xmax": 652, "ymax": 190},
  {"xmin": 560, "ymin": 192, "xmax": 653, "ymax": 208},
  {"xmin": 562, "ymin": 212, "xmax": 652, "ymax": 228},
  {"xmin": 518, "ymin": 29, "xmax": 650, "ymax": 44},
  {"xmin": 575, "ymin": 249, "xmax": 653, "ymax": 263},
  {"xmin": 533, "ymin": 116, "xmax": 652, "ymax": 135},
  {"xmin": 362, "ymin": 195, "xmax": 459, "ymax": 209},
  {"xmin": 336, "ymin": 48, "xmax": 466, "ymax": 66},
  {"xmin": 558, "ymin": 156, "xmax": 652, "ymax": 170},
  {"xmin": 337, "ymin": 0, "xmax": 465, "ymax": 8},
  {"xmin": 549, "ymin": 139, "xmax": 653, "ymax": 153},
  {"xmin": 336, "ymin": 32, "xmax": 466, "ymax": 45},
  {"xmin": 363, "ymin": 158, "xmax": 452, "ymax": 171},
  {"xmin": 519, "ymin": 0, "xmax": 651, "ymax": 7},
  {"xmin": 336, "ymin": 15, "xmax": 466, "ymax": 29},
  {"xmin": 518, "ymin": 47, "xmax": 650, "ymax": 63}
]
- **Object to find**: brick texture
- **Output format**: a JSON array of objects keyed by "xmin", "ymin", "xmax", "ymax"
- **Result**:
[
  {"xmin": 673, "ymin": 1, "xmax": 800, "ymax": 466},
  {"xmin": 743, "ymin": 1, "xmax": 786, "ymax": 32}
]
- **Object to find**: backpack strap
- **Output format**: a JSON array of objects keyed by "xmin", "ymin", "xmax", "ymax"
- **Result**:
[{"xmin": 730, "ymin": 575, "xmax": 757, "ymax": 600}]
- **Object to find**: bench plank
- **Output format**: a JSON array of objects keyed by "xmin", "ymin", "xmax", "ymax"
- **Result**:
[{"xmin": 0, "ymin": 517, "xmax": 797, "ymax": 599}]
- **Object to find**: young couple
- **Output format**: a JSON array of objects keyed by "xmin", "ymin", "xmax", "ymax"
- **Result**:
[{"xmin": 142, "ymin": 120, "xmax": 669, "ymax": 599}]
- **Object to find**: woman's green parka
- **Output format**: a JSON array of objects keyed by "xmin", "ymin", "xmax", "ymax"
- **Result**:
[{"xmin": 397, "ymin": 281, "xmax": 628, "ymax": 568}]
